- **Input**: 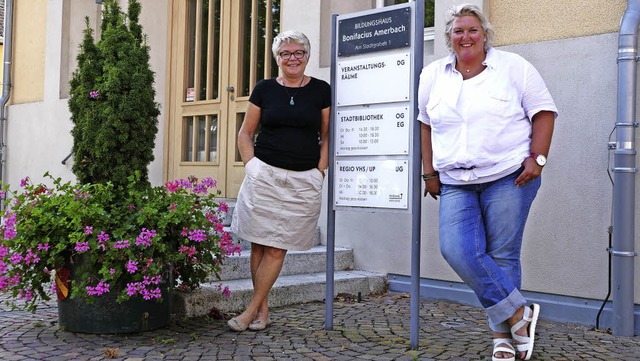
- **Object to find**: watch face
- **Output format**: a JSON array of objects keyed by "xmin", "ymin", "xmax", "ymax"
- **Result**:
[{"xmin": 536, "ymin": 154, "xmax": 547, "ymax": 166}]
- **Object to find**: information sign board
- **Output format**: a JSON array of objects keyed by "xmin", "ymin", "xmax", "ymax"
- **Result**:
[
  {"xmin": 336, "ymin": 52, "xmax": 410, "ymax": 106},
  {"xmin": 332, "ymin": 3, "xmax": 416, "ymax": 211},
  {"xmin": 334, "ymin": 159, "xmax": 408, "ymax": 209},
  {"xmin": 336, "ymin": 104, "xmax": 409, "ymax": 156},
  {"xmin": 338, "ymin": 7, "xmax": 411, "ymax": 57}
]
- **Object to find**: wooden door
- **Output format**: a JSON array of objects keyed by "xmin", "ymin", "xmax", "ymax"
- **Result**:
[{"xmin": 166, "ymin": 0, "xmax": 280, "ymax": 197}]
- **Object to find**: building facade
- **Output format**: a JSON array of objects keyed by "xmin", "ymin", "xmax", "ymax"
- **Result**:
[{"xmin": 2, "ymin": 0, "xmax": 637, "ymax": 333}]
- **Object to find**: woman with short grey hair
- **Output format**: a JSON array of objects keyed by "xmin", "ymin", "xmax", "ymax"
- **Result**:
[
  {"xmin": 271, "ymin": 30, "xmax": 311, "ymax": 59},
  {"xmin": 229, "ymin": 30, "xmax": 331, "ymax": 332}
]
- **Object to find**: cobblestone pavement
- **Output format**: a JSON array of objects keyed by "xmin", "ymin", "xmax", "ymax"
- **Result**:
[{"xmin": 1, "ymin": 293, "xmax": 639, "ymax": 360}]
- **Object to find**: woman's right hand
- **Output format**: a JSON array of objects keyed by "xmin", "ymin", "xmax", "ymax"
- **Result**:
[
  {"xmin": 238, "ymin": 103, "xmax": 261, "ymax": 164},
  {"xmin": 423, "ymin": 178, "xmax": 441, "ymax": 200}
]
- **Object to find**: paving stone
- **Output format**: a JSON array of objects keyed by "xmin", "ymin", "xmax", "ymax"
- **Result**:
[{"xmin": 1, "ymin": 293, "xmax": 639, "ymax": 360}]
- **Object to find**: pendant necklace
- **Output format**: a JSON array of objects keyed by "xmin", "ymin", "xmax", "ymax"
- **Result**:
[{"xmin": 281, "ymin": 76, "xmax": 305, "ymax": 106}]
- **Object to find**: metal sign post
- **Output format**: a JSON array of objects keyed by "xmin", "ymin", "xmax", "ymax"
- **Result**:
[{"xmin": 327, "ymin": 1, "xmax": 424, "ymax": 349}]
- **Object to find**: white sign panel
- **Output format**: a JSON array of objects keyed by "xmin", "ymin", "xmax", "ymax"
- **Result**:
[
  {"xmin": 337, "ymin": 52, "xmax": 410, "ymax": 106},
  {"xmin": 335, "ymin": 159, "xmax": 408, "ymax": 209},
  {"xmin": 337, "ymin": 104, "xmax": 410, "ymax": 156}
]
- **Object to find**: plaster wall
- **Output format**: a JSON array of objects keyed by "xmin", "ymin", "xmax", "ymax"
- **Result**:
[
  {"xmin": 135, "ymin": 0, "xmax": 169, "ymax": 185},
  {"xmin": 490, "ymin": 0, "xmax": 626, "ymax": 46},
  {"xmin": 4, "ymin": 0, "xmax": 168, "ymax": 189},
  {"xmin": 502, "ymin": 34, "xmax": 620, "ymax": 300},
  {"xmin": 334, "ymin": 31, "xmax": 634, "ymax": 302},
  {"xmin": 282, "ymin": 1, "xmax": 636, "ymax": 302},
  {"xmin": 5, "ymin": 100, "xmax": 74, "ymax": 188},
  {"xmin": 281, "ymin": 0, "xmax": 327, "ymax": 81},
  {"xmin": 62, "ymin": 0, "xmax": 102, "ymax": 99},
  {"xmin": 0, "ymin": 44, "xmax": 4, "ymax": 87},
  {"xmin": 5, "ymin": 0, "xmax": 74, "ymax": 188},
  {"xmin": 282, "ymin": 0, "xmax": 381, "ymax": 81}
]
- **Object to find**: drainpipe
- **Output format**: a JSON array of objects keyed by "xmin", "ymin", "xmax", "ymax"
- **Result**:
[
  {"xmin": 612, "ymin": 0, "xmax": 640, "ymax": 337},
  {"xmin": 0, "ymin": 0, "xmax": 15, "ymax": 189}
]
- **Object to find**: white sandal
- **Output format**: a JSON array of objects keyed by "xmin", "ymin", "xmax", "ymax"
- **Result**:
[
  {"xmin": 492, "ymin": 338, "xmax": 515, "ymax": 361},
  {"xmin": 511, "ymin": 303, "xmax": 540, "ymax": 361}
]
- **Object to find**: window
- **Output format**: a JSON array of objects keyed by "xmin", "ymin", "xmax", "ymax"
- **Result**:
[
  {"xmin": 386, "ymin": 0, "xmax": 434, "ymax": 28},
  {"xmin": 386, "ymin": 0, "xmax": 434, "ymax": 54}
]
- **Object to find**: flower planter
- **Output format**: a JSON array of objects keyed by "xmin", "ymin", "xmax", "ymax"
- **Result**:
[
  {"xmin": 57, "ymin": 288, "xmax": 171, "ymax": 334},
  {"xmin": 56, "ymin": 262, "xmax": 173, "ymax": 334},
  {"xmin": 0, "ymin": 169, "xmax": 234, "ymax": 323}
]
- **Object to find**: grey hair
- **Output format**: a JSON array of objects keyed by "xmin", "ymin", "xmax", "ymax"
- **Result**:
[
  {"xmin": 444, "ymin": 4, "xmax": 494, "ymax": 52},
  {"xmin": 271, "ymin": 30, "xmax": 311, "ymax": 60}
]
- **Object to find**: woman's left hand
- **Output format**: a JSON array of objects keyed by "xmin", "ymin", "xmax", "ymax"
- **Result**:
[{"xmin": 515, "ymin": 157, "xmax": 542, "ymax": 187}]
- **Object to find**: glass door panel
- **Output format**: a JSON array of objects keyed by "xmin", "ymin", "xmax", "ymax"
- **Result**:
[{"xmin": 168, "ymin": 0, "xmax": 281, "ymax": 197}]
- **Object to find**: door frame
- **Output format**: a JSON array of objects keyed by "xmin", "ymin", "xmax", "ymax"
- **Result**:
[{"xmin": 164, "ymin": 0, "xmax": 279, "ymax": 197}]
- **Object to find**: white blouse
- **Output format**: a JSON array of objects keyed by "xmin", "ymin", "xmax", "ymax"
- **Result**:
[{"xmin": 417, "ymin": 48, "xmax": 558, "ymax": 184}]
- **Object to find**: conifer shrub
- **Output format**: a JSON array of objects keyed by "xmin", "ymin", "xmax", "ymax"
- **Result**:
[{"xmin": 68, "ymin": 0, "xmax": 160, "ymax": 188}]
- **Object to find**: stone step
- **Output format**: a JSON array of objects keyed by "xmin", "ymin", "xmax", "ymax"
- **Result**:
[
  {"xmin": 172, "ymin": 270, "xmax": 388, "ymax": 317},
  {"xmin": 173, "ymin": 203, "xmax": 390, "ymax": 319},
  {"xmin": 216, "ymin": 245, "xmax": 355, "ymax": 281},
  {"xmin": 217, "ymin": 199, "xmax": 236, "ymax": 227}
]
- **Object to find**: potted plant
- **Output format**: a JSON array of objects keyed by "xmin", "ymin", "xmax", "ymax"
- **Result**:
[
  {"xmin": 0, "ymin": 172, "xmax": 238, "ymax": 333},
  {"xmin": 0, "ymin": 0, "xmax": 239, "ymax": 333}
]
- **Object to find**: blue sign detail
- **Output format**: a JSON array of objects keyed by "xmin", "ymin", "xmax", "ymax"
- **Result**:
[{"xmin": 338, "ymin": 7, "xmax": 411, "ymax": 57}]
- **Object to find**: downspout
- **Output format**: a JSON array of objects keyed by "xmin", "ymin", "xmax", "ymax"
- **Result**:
[
  {"xmin": 612, "ymin": 0, "xmax": 640, "ymax": 337},
  {"xmin": 0, "ymin": 0, "xmax": 14, "ymax": 190}
]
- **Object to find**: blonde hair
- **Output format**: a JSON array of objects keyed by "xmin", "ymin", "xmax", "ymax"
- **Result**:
[
  {"xmin": 271, "ymin": 30, "xmax": 311, "ymax": 60},
  {"xmin": 444, "ymin": 4, "xmax": 494, "ymax": 52}
]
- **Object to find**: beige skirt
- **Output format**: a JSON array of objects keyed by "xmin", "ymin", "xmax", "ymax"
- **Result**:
[{"xmin": 231, "ymin": 157, "xmax": 324, "ymax": 251}]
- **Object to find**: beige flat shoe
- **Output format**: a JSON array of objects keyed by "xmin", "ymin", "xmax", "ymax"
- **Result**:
[
  {"xmin": 248, "ymin": 318, "xmax": 271, "ymax": 331},
  {"xmin": 227, "ymin": 317, "xmax": 249, "ymax": 332}
]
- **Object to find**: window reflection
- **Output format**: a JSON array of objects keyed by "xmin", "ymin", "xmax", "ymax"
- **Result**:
[
  {"xmin": 209, "ymin": 116, "xmax": 218, "ymax": 162},
  {"xmin": 387, "ymin": 0, "xmax": 434, "ymax": 27},
  {"xmin": 183, "ymin": 116, "xmax": 194, "ymax": 161},
  {"xmin": 186, "ymin": 0, "xmax": 221, "ymax": 101},
  {"xmin": 240, "ymin": 0, "xmax": 281, "ymax": 96}
]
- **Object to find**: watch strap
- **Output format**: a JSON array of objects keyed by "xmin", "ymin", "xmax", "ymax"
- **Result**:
[{"xmin": 530, "ymin": 153, "xmax": 546, "ymax": 166}]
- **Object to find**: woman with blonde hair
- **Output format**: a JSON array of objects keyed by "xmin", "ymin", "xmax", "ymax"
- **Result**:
[{"xmin": 418, "ymin": 4, "xmax": 557, "ymax": 360}]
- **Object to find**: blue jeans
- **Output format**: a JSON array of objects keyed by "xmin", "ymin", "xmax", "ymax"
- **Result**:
[{"xmin": 439, "ymin": 168, "xmax": 540, "ymax": 333}]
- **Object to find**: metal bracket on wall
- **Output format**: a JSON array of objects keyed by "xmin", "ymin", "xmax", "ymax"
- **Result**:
[
  {"xmin": 616, "ymin": 55, "xmax": 640, "ymax": 63},
  {"xmin": 62, "ymin": 151, "xmax": 73, "ymax": 165},
  {"xmin": 607, "ymin": 248, "xmax": 637, "ymax": 257},
  {"xmin": 611, "ymin": 167, "xmax": 638, "ymax": 173},
  {"xmin": 614, "ymin": 122, "xmax": 639, "ymax": 127}
]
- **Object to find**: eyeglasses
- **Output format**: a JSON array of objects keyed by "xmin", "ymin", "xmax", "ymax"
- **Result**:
[{"xmin": 279, "ymin": 50, "xmax": 307, "ymax": 60}]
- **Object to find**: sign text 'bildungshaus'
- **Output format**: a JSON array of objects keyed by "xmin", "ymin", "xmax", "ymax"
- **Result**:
[{"xmin": 334, "ymin": 5, "xmax": 414, "ymax": 210}]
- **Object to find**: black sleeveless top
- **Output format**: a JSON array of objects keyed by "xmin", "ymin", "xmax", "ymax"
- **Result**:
[{"xmin": 249, "ymin": 77, "xmax": 331, "ymax": 171}]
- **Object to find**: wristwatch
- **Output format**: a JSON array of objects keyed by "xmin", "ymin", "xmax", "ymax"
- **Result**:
[{"xmin": 530, "ymin": 153, "xmax": 547, "ymax": 167}]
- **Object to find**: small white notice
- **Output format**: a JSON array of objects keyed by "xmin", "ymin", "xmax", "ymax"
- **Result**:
[
  {"xmin": 334, "ymin": 159, "xmax": 408, "ymax": 209},
  {"xmin": 336, "ymin": 52, "xmax": 411, "ymax": 106},
  {"xmin": 336, "ymin": 104, "xmax": 410, "ymax": 156}
]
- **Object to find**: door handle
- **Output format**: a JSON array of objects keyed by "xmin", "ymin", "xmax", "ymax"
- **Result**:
[{"xmin": 226, "ymin": 86, "xmax": 235, "ymax": 92}]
